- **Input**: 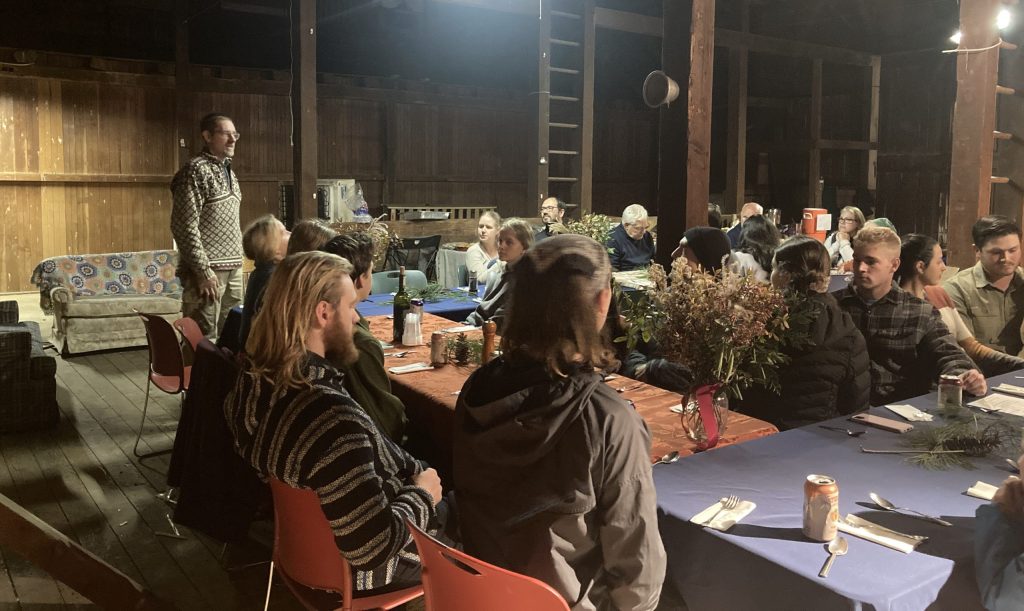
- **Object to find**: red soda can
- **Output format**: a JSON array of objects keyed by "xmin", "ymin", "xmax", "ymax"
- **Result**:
[{"xmin": 803, "ymin": 474, "xmax": 839, "ymax": 541}]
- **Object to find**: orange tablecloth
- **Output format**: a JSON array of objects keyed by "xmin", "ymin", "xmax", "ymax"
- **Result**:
[{"xmin": 368, "ymin": 314, "xmax": 779, "ymax": 471}]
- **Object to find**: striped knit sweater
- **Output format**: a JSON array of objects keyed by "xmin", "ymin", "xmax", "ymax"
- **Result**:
[
  {"xmin": 170, "ymin": 152, "xmax": 243, "ymax": 280},
  {"xmin": 225, "ymin": 353, "xmax": 435, "ymax": 590}
]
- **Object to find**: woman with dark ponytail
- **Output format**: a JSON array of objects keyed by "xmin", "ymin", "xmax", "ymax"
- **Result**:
[{"xmin": 733, "ymin": 236, "xmax": 869, "ymax": 429}]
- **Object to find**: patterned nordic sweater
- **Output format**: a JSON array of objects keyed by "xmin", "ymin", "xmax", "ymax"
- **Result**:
[
  {"xmin": 170, "ymin": 152, "xmax": 243, "ymax": 279},
  {"xmin": 225, "ymin": 353, "xmax": 435, "ymax": 590}
]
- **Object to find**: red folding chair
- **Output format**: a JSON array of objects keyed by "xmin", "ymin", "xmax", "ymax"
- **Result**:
[
  {"xmin": 265, "ymin": 478, "xmax": 423, "ymax": 611},
  {"xmin": 172, "ymin": 316, "xmax": 204, "ymax": 353},
  {"xmin": 133, "ymin": 312, "xmax": 191, "ymax": 459},
  {"xmin": 405, "ymin": 519, "xmax": 570, "ymax": 611}
]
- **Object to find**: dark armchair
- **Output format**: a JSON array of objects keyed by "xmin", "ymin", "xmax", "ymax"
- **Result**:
[{"xmin": 0, "ymin": 301, "xmax": 58, "ymax": 432}]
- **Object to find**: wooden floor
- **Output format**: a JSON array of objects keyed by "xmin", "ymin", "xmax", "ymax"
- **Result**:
[{"xmin": 0, "ymin": 294, "xmax": 301, "ymax": 610}]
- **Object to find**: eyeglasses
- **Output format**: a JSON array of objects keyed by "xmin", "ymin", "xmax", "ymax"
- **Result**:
[
  {"xmin": 839, "ymin": 218, "xmax": 857, "ymax": 224},
  {"xmin": 214, "ymin": 129, "xmax": 241, "ymax": 140},
  {"xmin": 540, "ymin": 206, "xmax": 560, "ymax": 212}
]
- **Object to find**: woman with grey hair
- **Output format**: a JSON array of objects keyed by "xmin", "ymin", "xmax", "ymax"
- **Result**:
[
  {"xmin": 462, "ymin": 217, "xmax": 534, "ymax": 329},
  {"xmin": 607, "ymin": 203, "xmax": 656, "ymax": 271},
  {"xmin": 454, "ymin": 234, "xmax": 666, "ymax": 610}
]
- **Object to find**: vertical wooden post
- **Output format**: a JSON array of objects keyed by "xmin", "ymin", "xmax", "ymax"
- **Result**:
[
  {"xmin": 579, "ymin": 0, "xmax": 596, "ymax": 215},
  {"xmin": 948, "ymin": 0, "xmax": 1002, "ymax": 266},
  {"xmin": 654, "ymin": 0, "xmax": 691, "ymax": 266},
  {"xmin": 724, "ymin": 0, "xmax": 748, "ymax": 214},
  {"xmin": 290, "ymin": 0, "xmax": 317, "ymax": 221},
  {"xmin": 866, "ymin": 55, "xmax": 881, "ymax": 192},
  {"xmin": 527, "ymin": 3, "xmax": 551, "ymax": 215},
  {"xmin": 685, "ymin": 0, "xmax": 716, "ymax": 230},
  {"xmin": 174, "ymin": 0, "xmax": 191, "ymax": 170},
  {"xmin": 807, "ymin": 58, "xmax": 822, "ymax": 209}
]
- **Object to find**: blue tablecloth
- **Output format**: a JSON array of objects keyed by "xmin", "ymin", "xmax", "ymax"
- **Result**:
[
  {"xmin": 358, "ymin": 292, "xmax": 477, "ymax": 323},
  {"xmin": 828, "ymin": 273, "xmax": 852, "ymax": 294},
  {"xmin": 655, "ymin": 370, "xmax": 1023, "ymax": 611}
]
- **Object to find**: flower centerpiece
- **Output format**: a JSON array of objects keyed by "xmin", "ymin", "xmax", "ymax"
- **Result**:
[{"xmin": 619, "ymin": 257, "xmax": 795, "ymax": 449}]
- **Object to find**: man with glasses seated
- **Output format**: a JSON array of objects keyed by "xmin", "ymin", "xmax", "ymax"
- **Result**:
[
  {"xmin": 607, "ymin": 204, "xmax": 655, "ymax": 271},
  {"xmin": 535, "ymin": 196, "xmax": 568, "ymax": 243},
  {"xmin": 171, "ymin": 112, "xmax": 244, "ymax": 340},
  {"xmin": 945, "ymin": 216, "xmax": 1024, "ymax": 357}
]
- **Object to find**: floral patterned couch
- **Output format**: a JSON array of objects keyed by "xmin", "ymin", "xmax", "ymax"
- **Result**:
[{"xmin": 30, "ymin": 251, "xmax": 183, "ymax": 355}]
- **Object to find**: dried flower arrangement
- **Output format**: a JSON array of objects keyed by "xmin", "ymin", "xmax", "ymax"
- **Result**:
[
  {"xmin": 329, "ymin": 215, "xmax": 401, "ymax": 272},
  {"xmin": 619, "ymin": 257, "xmax": 795, "ymax": 399}
]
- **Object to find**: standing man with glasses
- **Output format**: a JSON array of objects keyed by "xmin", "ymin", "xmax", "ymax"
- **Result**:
[
  {"xmin": 535, "ymin": 196, "xmax": 568, "ymax": 243},
  {"xmin": 171, "ymin": 113, "xmax": 244, "ymax": 340}
]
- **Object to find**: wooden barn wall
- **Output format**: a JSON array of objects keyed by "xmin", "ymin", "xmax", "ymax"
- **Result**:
[
  {"xmin": 875, "ymin": 52, "xmax": 956, "ymax": 241},
  {"xmin": 592, "ymin": 107, "xmax": 659, "ymax": 217}
]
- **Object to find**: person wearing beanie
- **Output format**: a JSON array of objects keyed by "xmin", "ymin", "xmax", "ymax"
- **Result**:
[{"xmin": 671, "ymin": 226, "xmax": 732, "ymax": 273}]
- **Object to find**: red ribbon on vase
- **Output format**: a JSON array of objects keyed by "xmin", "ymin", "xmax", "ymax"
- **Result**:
[{"xmin": 692, "ymin": 383, "xmax": 721, "ymax": 451}]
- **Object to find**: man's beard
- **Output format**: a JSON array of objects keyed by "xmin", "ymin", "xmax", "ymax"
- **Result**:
[{"xmin": 325, "ymin": 333, "xmax": 360, "ymax": 366}]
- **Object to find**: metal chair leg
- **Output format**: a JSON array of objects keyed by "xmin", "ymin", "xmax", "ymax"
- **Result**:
[
  {"xmin": 133, "ymin": 381, "xmax": 171, "ymax": 460},
  {"xmin": 263, "ymin": 561, "xmax": 275, "ymax": 611}
]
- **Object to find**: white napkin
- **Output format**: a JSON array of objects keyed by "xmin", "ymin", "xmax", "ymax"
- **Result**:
[
  {"xmin": 837, "ymin": 514, "xmax": 927, "ymax": 554},
  {"xmin": 378, "ymin": 341, "xmax": 394, "ymax": 349},
  {"xmin": 885, "ymin": 404, "xmax": 933, "ymax": 422},
  {"xmin": 442, "ymin": 325, "xmax": 479, "ymax": 333},
  {"xmin": 967, "ymin": 481, "xmax": 999, "ymax": 501},
  {"xmin": 690, "ymin": 499, "xmax": 756, "ymax": 531},
  {"xmin": 993, "ymin": 383, "xmax": 1024, "ymax": 398},
  {"xmin": 387, "ymin": 362, "xmax": 433, "ymax": 375}
]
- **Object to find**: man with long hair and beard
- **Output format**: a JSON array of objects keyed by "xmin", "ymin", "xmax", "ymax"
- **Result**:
[{"xmin": 225, "ymin": 251, "xmax": 446, "ymax": 593}]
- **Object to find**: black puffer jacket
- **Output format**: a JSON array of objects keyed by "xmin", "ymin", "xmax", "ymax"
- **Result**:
[{"xmin": 734, "ymin": 292, "xmax": 870, "ymax": 430}]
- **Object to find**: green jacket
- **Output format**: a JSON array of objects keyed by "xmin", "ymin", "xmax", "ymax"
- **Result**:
[{"xmin": 338, "ymin": 315, "xmax": 408, "ymax": 443}]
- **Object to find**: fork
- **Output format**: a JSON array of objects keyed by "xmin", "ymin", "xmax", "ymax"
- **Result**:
[{"xmin": 703, "ymin": 495, "xmax": 740, "ymax": 526}]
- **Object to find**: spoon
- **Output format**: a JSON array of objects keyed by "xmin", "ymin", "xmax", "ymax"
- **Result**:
[
  {"xmin": 869, "ymin": 492, "xmax": 953, "ymax": 526},
  {"xmin": 818, "ymin": 425, "xmax": 866, "ymax": 438},
  {"xmin": 655, "ymin": 450, "xmax": 680, "ymax": 465},
  {"xmin": 818, "ymin": 536, "xmax": 847, "ymax": 578},
  {"xmin": 1006, "ymin": 458, "xmax": 1021, "ymax": 473}
]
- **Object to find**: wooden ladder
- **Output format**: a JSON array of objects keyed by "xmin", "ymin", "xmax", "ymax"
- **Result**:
[
  {"xmin": 528, "ymin": 0, "xmax": 594, "ymax": 213},
  {"xmin": 993, "ymin": 39, "xmax": 1024, "ymax": 197}
]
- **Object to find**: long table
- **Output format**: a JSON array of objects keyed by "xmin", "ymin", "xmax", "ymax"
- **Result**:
[
  {"xmin": 655, "ymin": 370, "xmax": 1023, "ymax": 610},
  {"xmin": 368, "ymin": 314, "xmax": 779, "ymax": 480},
  {"xmin": 359, "ymin": 292, "xmax": 477, "ymax": 322}
]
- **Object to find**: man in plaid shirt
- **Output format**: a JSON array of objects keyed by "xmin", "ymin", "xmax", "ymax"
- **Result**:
[{"xmin": 834, "ymin": 226, "xmax": 987, "ymax": 405}]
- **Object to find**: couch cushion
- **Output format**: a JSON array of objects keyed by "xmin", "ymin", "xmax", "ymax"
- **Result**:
[{"xmin": 64, "ymin": 294, "xmax": 182, "ymax": 318}]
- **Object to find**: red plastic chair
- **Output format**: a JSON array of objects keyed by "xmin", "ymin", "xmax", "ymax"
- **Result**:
[
  {"xmin": 265, "ymin": 478, "xmax": 423, "ymax": 611},
  {"xmin": 405, "ymin": 519, "xmax": 570, "ymax": 611},
  {"xmin": 133, "ymin": 312, "xmax": 191, "ymax": 460},
  {"xmin": 172, "ymin": 316, "xmax": 205, "ymax": 353}
]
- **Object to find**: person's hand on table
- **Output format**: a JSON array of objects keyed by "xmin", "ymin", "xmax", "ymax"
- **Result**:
[
  {"xmin": 993, "ymin": 456, "xmax": 1024, "ymax": 518},
  {"xmin": 961, "ymin": 369, "xmax": 987, "ymax": 396},
  {"xmin": 199, "ymin": 274, "xmax": 220, "ymax": 301},
  {"xmin": 413, "ymin": 467, "xmax": 443, "ymax": 506}
]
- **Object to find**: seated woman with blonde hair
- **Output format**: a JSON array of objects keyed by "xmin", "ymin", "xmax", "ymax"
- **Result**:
[
  {"xmin": 238, "ymin": 214, "xmax": 290, "ymax": 349},
  {"xmin": 463, "ymin": 218, "xmax": 534, "ymax": 330},
  {"xmin": 897, "ymin": 233, "xmax": 1024, "ymax": 376},
  {"xmin": 465, "ymin": 210, "xmax": 502, "ymax": 286}
]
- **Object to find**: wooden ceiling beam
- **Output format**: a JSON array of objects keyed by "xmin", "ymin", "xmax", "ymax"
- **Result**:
[{"xmin": 715, "ymin": 28, "xmax": 875, "ymax": 66}]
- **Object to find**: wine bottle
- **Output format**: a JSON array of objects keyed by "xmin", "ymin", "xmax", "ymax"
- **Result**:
[{"xmin": 392, "ymin": 266, "xmax": 411, "ymax": 343}]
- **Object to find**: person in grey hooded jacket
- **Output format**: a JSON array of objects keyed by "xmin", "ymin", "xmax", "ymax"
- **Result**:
[{"xmin": 454, "ymin": 234, "xmax": 666, "ymax": 611}]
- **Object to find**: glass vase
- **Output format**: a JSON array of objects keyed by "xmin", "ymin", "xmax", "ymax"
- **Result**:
[{"xmin": 680, "ymin": 384, "xmax": 730, "ymax": 449}]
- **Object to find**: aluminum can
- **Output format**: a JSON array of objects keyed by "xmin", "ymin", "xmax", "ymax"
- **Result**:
[
  {"xmin": 803, "ymin": 474, "xmax": 839, "ymax": 541},
  {"xmin": 430, "ymin": 332, "xmax": 447, "ymax": 367}
]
